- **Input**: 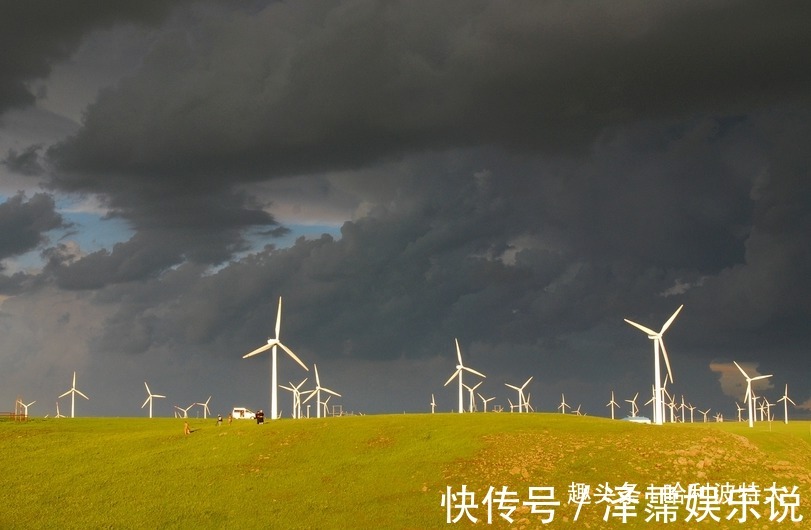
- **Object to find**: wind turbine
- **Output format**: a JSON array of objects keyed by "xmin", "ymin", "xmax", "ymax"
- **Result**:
[
  {"xmin": 462, "ymin": 381, "xmax": 482, "ymax": 412},
  {"xmin": 55, "ymin": 401, "xmax": 65, "ymax": 418},
  {"xmin": 733, "ymin": 361, "xmax": 772, "ymax": 428},
  {"xmin": 196, "ymin": 396, "xmax": 212, "ymax": 419},
  {"xmin": 606, "ymin": 391, "xmax": 619, "ymax": 420},
  {"xmin": 505, "ymin": 377, "xmax": 532, "ymax": 413},
  {"xmin": 302, "ymin": 364, "xmax": 340, "ymax": 418},
  {"xmin": 777, "ymin": 384, "xmax": 796, "ymax": 425},
  {"xmin": 59, "ymin": 371, "xmax": 89, "ymax": 418},
  {"xmin": 16, "ymin": 400, "xmax": 35, "ymax": 419},
  {"xmin": 174, "ymin": 403, "xmax": 194, "ymax": 418},
  {"xmin": 624, "ymin": 305, "xmax": 683, "ymax": 425},
  {"xmin": 698, "ymin": 408, "xmax": 710, "ymax": 423},
  {"xmin": 443, "ymin": 339, "xmax": 485, "ymax": 413},
  {"xmin": 558, "ymin": 394, "xmax": 570, "ymax": 414},
  {"xmin": 430, "ymin": 393, "xmax": 436, "ymax": 414},
  {"xmin": 735, "ymin": 402, "xmax": 745, "ymax": 422},
  {"xmin": 281, "ymin": 378, "xmax": 309, "ymax": 419},
  {"xmin": 141, "ymin": 382, "xmax": 166, "ymax": 418},
  {"xmin": 625, "ymin": 392, "xmax": 639, "ymax": 417},
  {"xmin": 243, "ymin": 296, "xmax": 309, "ymax": 420},
  {"xmin": 478, "ymin": 393, "xmax": 495, "ymax": 412}
]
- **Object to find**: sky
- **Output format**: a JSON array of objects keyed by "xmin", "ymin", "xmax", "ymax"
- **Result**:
[{"xmin": 1, "ymin": 0, "xmax": 810, "ymax": 420}]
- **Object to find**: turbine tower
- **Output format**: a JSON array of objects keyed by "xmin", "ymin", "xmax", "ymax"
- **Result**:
[
  {"xmin": 59, "ymin": 371, "xmax": 89, "ymax": 418},
  {"xmin": 733, "ymin": 361, "xmax": 772, "ymax": 428},
  {"xmin": 141, "ymin": 382, "xmax": 166, "ymax": 418},
  {"xmin": 443, "ymin": 339, "xmax": 485, "ymax": 413},
  {"xmin": 243, "ymin": 297, "xmax": 309, "ymax": 420},
  {"xmin": 777, "ymin": 384, "xmax": 796, "ymax": 425},
  {"xmin": 624, "ymin": 304, "xmax": 683, "ymax": 425}
]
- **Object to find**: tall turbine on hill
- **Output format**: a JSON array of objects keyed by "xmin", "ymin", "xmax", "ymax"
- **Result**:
[
  {"xmin": 243, "ymin": 297, "xmax": 309, "ymax": 420},
  {"xmin": 624, "ymin": 305, "xmax": 683, "ymax": 425},
  {"xmin": 733, "ymin": 361, "xmax": 772, "ymax": 428},
  {"xmin": 141, "ymin": 382, "xmax": 165, "ymax": 418},
  {"xmin": 443, "ymin": 339, "xmax": 485, "ymax": 413},
  {"xmin": 606, "ymin": 391, "xmax": 619, "ymax": 420},
  {"xmin": 777, "ymin": 384, "xmax": 796, "ymax": 425},
  {"xmin": 59, "ymin": 371, "xmax": 89, "ymax": 418},
  {"xmin": 302, "ymin": 364, "xmax": 340, "ymax": 419}
]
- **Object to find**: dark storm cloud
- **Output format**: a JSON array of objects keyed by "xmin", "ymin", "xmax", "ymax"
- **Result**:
[
  {"xmin": 2, "ymin": 144, "xmax": 44, "ymax": 176},
  {"xmin": 0, "ymin": 192, "xmax": 64, "ymax": 262},
  {"xmin": 41, "ymin": 0, "xmax": 810, "ymax": 285},
  {"xmin": 47, "ymin": 0, "xmax": 811, "ymax": 183},
  {"xmin": 0, "ymin": 1, "xmax": 183, "ymax": 115}
]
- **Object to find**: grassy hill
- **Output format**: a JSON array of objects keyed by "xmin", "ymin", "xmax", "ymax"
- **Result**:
[{"xmin": 2, "ymin": 414, "xmax": 809, "ymax": 528}]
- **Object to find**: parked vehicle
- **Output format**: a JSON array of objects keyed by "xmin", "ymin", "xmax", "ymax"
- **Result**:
[{"xmin": 231, "ymin": 407, "xmax": 256, "ymax": 420}]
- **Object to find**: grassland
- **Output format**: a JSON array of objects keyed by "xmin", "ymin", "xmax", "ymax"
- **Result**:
[{"xmin": 2, "ymin": 414, "xmax": 810, "ymax": 529}]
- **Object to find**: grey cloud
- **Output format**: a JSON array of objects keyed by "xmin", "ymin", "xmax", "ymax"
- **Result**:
[
  {"xmin": 2, "ymin": 144, "xmax": 44, "ymax": 176},
  {"xmin": 47, "ymin": 0, "xmax": 811, "ymax": 183},
  {"xmin": 0, "ymin": 1, "xmax": 184, "ymax": 115},
  {"xmin": 0, "ymin": 192, "xmax": 64, "ymax": 261}
]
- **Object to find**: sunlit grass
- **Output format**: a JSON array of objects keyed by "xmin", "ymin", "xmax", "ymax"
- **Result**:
[{"xmin": 1, "ymin": 414, "xmax": 809, "ymax": 528}]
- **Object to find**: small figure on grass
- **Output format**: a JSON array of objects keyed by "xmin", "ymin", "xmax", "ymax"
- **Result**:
[
  {"xmin": 217, "ymin": 414, "xmax": 222, "ymax": 426},
  {"xmin": 256, "ymin": 409, "xmax": 265, "ymax": 424},
  {"xmin": 184, "ymin": 421, "xmax": 191, "ymax": 435}
]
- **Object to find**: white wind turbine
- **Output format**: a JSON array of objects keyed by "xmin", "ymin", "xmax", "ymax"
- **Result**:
[
  {"xmin": 777, "ymin": 384, "xmax": 796, "ymax": 425},
  {"xmin": 17, "ymin": 400, "xmax": 35, "ymax": 419},
  {"xmin": 625, "ymin": 392, "xmax": 639, "ymax": 417},
  {"xmin": 624, "ymin": 305, "xmax": 683, "ymax": 425},
  {"xmin": 698, "ymin": 408, "xmax": 710, "ymax": 423},
  {"xmin": 141, "ymin": 382, "xmax": 166, "ymax": 418},
  {"xmin": 243, "ymin": 296, "xmax": 309, "ymax": 421},
  {"xmin": 59, "ymin": 371, "xmax": 89, "ymax": 418},
  {"xmin": 196, "ymin": 396, "xmax": 212, "ymax": 419},
  {"xmin": 430, "ymin": 393, "xmax": 436, "ymax": 414},
  {"xmin": 443, "ymin": 339, "xmax": 485, "ymax": 414},
  {"xmin": 462, "ymin": 381, "xmax": 483, "ymax": 412},
  {"xmin": 735, "ymin": 402, "xmax": 745, "ymax": 422},
  {"xmin": 733, "ymin": 361, "xmax": 772, "ymax": 428},
  {"xmin": 505, "ymin": 377, "xmax": 532, "ymax": 413},
  {"xmin": 174, "ymin": 404, "xmax": 194, "ymax": 419},
  {"xmin": 478, "ymin": 393, "xmax": 495, "ymax": 413},
  {"xmin": 280, "ymin": 378, "xmax": 309, "ymax": 419},
  {"xmin": 55, "ymin": 401, "xmax": 65, "ymax": 418},
  {"xmin": 558, "ymin": 393, "xmax": 570, "ymax": 414},
  {"xmin": 606, "ymin": 391, "xmax": 619, "ymax": 420},
  {"xmin": 302, "ymin": 364, "xmax": 340, "ymax": 418}
]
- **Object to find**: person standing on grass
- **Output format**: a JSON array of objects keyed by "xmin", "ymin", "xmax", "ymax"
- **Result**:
[
  {"xmin": 256, "ymin": 409, "xmax": 265, "ymax": 424},
  {"xmin": 184, "ymin": 421, "xmax": 191, "ymax": 435}
]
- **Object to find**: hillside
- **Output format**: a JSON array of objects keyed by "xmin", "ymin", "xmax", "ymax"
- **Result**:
[{"xmin": 2, "ymin": 414, "xmax": 809, "ymax": 528}]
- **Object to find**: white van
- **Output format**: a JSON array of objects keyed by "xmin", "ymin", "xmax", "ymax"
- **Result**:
[{"xmin": 231, "ymin": 407, "xmax": 256, "ymax": 420}]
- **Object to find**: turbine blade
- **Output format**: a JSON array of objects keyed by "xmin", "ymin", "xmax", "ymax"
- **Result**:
[
  {"xmin": 733, "ymin": 361, "xmax": 749, "ymax": 378},
  {"xmin": 154, "ymin": 394, "xmax": 166, "ymax": 399},
  {"xmin": 322, "ymin": 388, "xmax": 341, "ymax": 397},
  {"xmin": 522, "ymin": 376, "xmax": 533, "ymax": 389},
  {"xmin": 144, "ymin": 382, "xmax": 151, "ymax": 393},
  {"xmin": 658, "ymin": 338, "xmax": 674, "ymax": 384},
  {"xmin": 314, "ymin": 364, "xmax": 321, "ymax": 386},
  {"xmin": 142, "ymin": 397, "xmax": 150, "ymax": 408},
  {"xmin": 58, "ymin": 390, "xmax": 71, "ymax": 399},
  {"xmin": 243, "ymin": 342, "xmax": 272, "ymax": 358},
  {"xmin": 751, "ymin": 374, "xmax": 773, "ymax": 381},
  {"xmin": 505, "ymin": 384, "xmax": 520, "ymax": 391},
  {"xmin": 76, "ymin": 390, "xmax": 89, "ymax": 400},
  {"xmin": 462, "ymin": 366, "xmax": 486, "ymax": 378},
  {"xmin": 660, "ymin": 304, "xmax": 684, "ymax": 333},
  {"xmin": 275, "ymin": 296, "xmax": 283, "ymax": 339},
  {"xmin": 302, "ymin": 391, "xmax": 317, "ymax": 404},
  {"xmin": 624, "ymin": 319, "xmax": 657, "ymax": 336},
  {"xmin": 444, "ymin": 369, "xmax": 461, "ymax": 387},
  {"xmin": 278, "ymin": 342, "xmax": 309, "ymax": 371},
  {"xmin": 455, "ymin": 338, "xmax": 463, "ymax": 366}
]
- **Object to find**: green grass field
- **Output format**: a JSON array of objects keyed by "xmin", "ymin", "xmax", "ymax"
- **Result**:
[{"xmin": 2, "ymin": 414, "xmax": 809, "ymax": 529}]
